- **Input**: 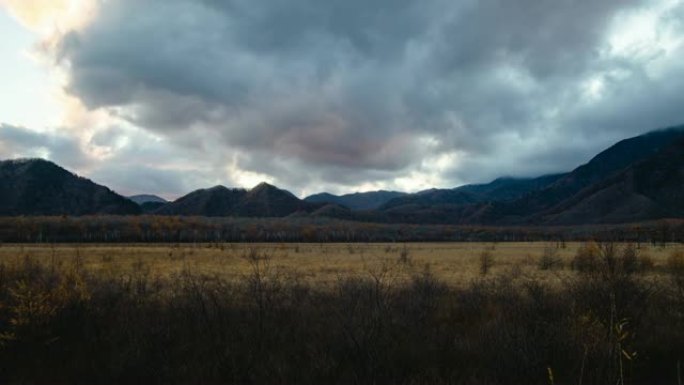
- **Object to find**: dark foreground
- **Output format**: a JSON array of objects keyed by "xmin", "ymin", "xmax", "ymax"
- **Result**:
[{"xmin": 1, "ymin": 244, "xmax": 684, "ymax": 384}]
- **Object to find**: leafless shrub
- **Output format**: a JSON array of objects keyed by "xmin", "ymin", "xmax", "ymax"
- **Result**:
[
  {"xmin": 398, "ymin": 244, "xmax": 411, "ymax": 265},
  {"xmin": 572, "ymin": 241, "xmax": 601, "ymax": 273},
  {"xmin": 480, "ymin": 250, "xmax": 494, "ymax": 275},
  {"xmin": 667, "ymin": 249, "xmax": 684, "ymax": 275},
  {"xmin": 538, "ymin": 246, "xmax": 563, "ymax": 270}
]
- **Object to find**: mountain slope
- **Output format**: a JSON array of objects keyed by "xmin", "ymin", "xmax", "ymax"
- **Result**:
[
  {"xmin": 0, "ymin": 159, "xmax": 140, "ymax": 215},
  {"xmin": 456, "ymin": 174, "xmax": 566, "ymax": 202},
  {"xmin": 305, "ymin": 191, "xmax": 407, "ymax": 210},
  {"xmin": 540, "ymin": 138, "xmax": 684, "ymax": 224},
  {"xmin": 467, "ymin": 125, "xmax": 684, "ymax": 224}
]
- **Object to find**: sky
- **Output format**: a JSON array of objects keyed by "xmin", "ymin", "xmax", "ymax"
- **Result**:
[{"xmin": 1, "ymin": 0, "xmax": 684, "ymax": 200}]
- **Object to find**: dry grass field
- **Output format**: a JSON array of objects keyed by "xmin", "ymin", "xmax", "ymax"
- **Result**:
[{"xmin": 0, "ymin": 241, "xmax": 680, "ymax": 286}]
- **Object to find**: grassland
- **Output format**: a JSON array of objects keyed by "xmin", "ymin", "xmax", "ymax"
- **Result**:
[
  {"xmin": 1, "ymin": 241, "xmax": 684, "ymax": 384},
  {"xmin": 0, "ymin": 241, "xmax": 679, "ymax": 286}
]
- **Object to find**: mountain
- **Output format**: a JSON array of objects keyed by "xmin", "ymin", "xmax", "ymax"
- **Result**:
[
  {"xmin": 233, "ymin": 182, "xmax": 313, "ymax": 216},
  {"xmin": 539, "ymin": 138, "xmax": 684, "ymax": 224},
  {"xmin": 0, "ymin": 159, "xmax": 140, "ymax": 216},
  {"xmin": 129, "ymin": 194, "xmax": 167, "ymax": 205},
  {"xmin": 361, "ymin": 124, "xmax": 684, "ymax": 225},
  {"xmin": 477, "ymin": 125, "xmax": 684, "ymax": 223},
  {"xmin": 156, "ymin": 182, "xmax": 319, "ymax": 217},
  {"xmin": 155, "ymin": 185, "xmax": 247, "ymax": 216},
  {"xmin": 305, "ymin": 190, "xmax": 407, "ymax": 210}
]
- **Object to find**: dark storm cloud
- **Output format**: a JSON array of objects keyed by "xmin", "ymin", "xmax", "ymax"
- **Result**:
[{"xmin": 50, "ymin": 0, "xmax": 684, "ymax": 190}]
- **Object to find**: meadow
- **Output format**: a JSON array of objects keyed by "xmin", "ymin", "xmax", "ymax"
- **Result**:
[
  {"xmin": 1, "ymin": 242, "xmax": 684, "ymax": 384},
  {"xmin": 0, "ymin": 241, "xmax": 678, "ymax": 286}
]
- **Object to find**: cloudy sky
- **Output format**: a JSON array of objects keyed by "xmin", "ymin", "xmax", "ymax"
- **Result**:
[{"xmin": 1, "ymin": 0, "xmax": 683, "ymax": 199}]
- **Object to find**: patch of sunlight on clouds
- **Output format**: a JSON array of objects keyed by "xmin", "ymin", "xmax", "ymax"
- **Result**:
[
  {"xmin": 607, "ymin": 0, "xmax": 682, "ymax": 62},
  {"xmin": 393, "ymin": 152, "xmax": 462, "ymax": 192},
  {"xmin": 1, "ymin": 0, "xmax": 105, "ymax": 133},
  {"xmin": 352, "ymin": 182, "xmax": 395, "ymax": 193},
  {"xmin": 0, "ymin": 0, "xmax": 96, "ymax": 34},
  {"xmin": 582, "ymin": 76, "xmax": 606, "ymax": 101},
  {"xmin": 230, "ymin": 162, "xmax": 276, "ymax": 189}
]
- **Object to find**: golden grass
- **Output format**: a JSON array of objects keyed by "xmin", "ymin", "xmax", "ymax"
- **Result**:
[{"xmin": 0, "ymin": 242, "xmax": 680, "ymax": 287}]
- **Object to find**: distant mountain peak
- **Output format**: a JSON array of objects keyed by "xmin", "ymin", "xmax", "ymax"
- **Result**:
[
  {"xmin": 129, "ymin": 194, "xmax": 168, "ymax": 205},
  {"xmin": 206, "ymin": 185, "xmax": 229, "ymax": 191},
  {"xmin": 249, "ymin": 182, "xmax": 298, "ymax": 200},
  {"xmin": 251, "ymin": 182, "xmax": 278, "ymax": 191}
]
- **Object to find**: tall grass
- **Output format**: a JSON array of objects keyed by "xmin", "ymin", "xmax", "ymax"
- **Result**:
[{"xmin": 0, "ymin": 245, "xmax": 683, "ymax": 384}]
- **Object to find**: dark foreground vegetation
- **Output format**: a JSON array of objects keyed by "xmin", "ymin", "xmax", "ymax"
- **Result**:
[{"xmin": 2, "ymin": 243, "xmax": 684, "ymax": 384}]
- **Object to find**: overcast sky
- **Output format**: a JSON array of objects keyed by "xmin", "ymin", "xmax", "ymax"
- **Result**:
[{"xmin": 1, "ymin": 0, "xmax": 683, "ymax": 199}]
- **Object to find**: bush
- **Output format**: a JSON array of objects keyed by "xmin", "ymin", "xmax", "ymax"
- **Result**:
[
  {"xmin": 538, "ymin": 246, "xmax": 563, "ymax": 270},
  {"xmin": 398, "ymin": 244, "xmax": 411, "ymax": 265},
  {"xmin": 573, "ymin": 242, "xmax": 649, "ymax": 277},
  {"xmin": 667, "ymin": 249, "xmax": 684, "ymax": 275},
  {"xmin": 572, "ymin": 241, "xmax": 600, "ymax": 273},
  {"xmin": 479, "ymin": 250, "xmax": 494, "ymax": 275},
  {"xmin": 638, "ymin": 252, "xmax": 655, "ymax": 272}
]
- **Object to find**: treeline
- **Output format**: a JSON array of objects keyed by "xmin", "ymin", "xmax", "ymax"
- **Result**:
[
  {"xmin": 0, "ymin": 216, "xmax": 683, "ymax": 243},
  {"xmin": 2, "ymin": 244, "xmax": 684, "ymax": 384}
]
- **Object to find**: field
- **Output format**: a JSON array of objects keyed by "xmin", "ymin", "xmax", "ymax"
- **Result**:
[
  {"xmin": 2, "ymin": 241, "xmax": 684, "ymax": 384},
  {"xmin": 0, "ymin": 241, "xmax": 679, "ymax": 286}
]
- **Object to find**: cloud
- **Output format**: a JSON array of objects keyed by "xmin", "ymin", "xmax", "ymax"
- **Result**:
[
  {"xmin": 5, "ymin": 0, "xmax": 684, "ymax": 195},
  {"xmin": 0, "ymin": 124, "xmax": 89, "ymax": 167},
  {"xmin": 0, "ymin": 123, "xmax": 234, "ymax": 198},
  {"xmin": 0, "ymin": 0, "xmax": 95, "ymax": 34}
]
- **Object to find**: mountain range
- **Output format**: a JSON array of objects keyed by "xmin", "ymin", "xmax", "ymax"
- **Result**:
[
  {"xmin": 154, "ymin": 183, "xmax": 321, "ymax": 217},
  {"xmin": 1, "ymin": 124, "xmax": 683, "ymax": 225}
]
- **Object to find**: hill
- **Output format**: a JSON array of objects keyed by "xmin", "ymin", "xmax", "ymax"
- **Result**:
[
  {"xmin": 156, "ymin": 183, "xmax": 320, "ymax": 217},
  {"xmin": 539, "ymin": 138, "xmax": 684, "ymax": 224},
  {"xmin": 233, "ymin": 182, "xmax": 314, "ymax": 217},
  {"xmin": 0, "ymin": 159, "xmax": 140, "ymax": 215},
  {"xmin": 476, "ymin": 125, "xmax": 684, "ymax": 224},
  {"xmin": 155, "ymin": 186, "xmax": 248, "ymax": 216}
]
